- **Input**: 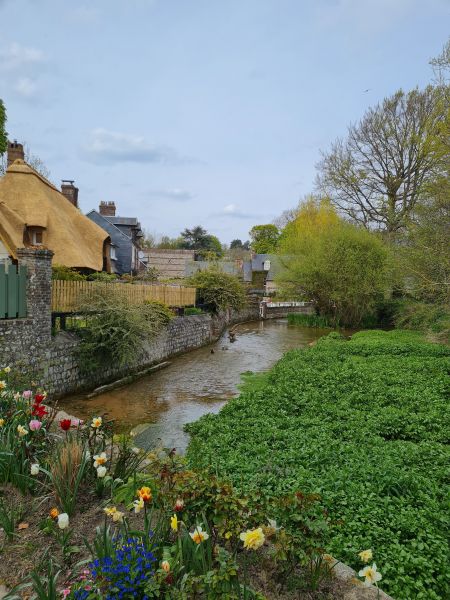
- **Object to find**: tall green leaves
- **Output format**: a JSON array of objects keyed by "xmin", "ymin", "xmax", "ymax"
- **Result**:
[{"xmin": 76, "ymin": 290, "xmax": 173, "ymax": 372}]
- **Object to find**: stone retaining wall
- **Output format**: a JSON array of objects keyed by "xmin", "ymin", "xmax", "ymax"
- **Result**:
[{"xmin": 0, "ymin": 249, "xmax": 261, "ymax": 397}]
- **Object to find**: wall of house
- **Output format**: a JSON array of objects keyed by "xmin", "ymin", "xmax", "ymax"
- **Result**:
[
  {"xmin": 87, "ymin": 211, "xmax": 133, "ymax": 275},
  {"xmin": 0, "ymin": 249, "xmax": 260, "ymax": 398},
  {"xmin": 144, "ymin": 249, "xmax": 195, "ymax": 279}
]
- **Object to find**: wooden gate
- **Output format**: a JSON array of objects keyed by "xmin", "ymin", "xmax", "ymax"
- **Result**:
[{"xmin": 0, "ymin": 263, "xmax": 27, "ymax": 319}]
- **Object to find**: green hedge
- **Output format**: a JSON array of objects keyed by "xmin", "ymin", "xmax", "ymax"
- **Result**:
[{"xmin": 187, "ymin": 330, "xmax": 450, "ymax": 599}]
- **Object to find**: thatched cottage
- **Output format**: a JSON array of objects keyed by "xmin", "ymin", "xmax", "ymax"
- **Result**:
[{"xmin": 0, "ymin": 142, "xmax": 111, "ymax": 272}]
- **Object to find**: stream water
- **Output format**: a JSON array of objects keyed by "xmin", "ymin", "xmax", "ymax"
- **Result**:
[{"xmin": 60, "ymin": 320, "xmax": 330, "ymax": 452}]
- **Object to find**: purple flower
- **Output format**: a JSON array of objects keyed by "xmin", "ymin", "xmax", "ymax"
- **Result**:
[{"xmin": 29, "ymin": 419, "xmax": 42, "ymax": 431}]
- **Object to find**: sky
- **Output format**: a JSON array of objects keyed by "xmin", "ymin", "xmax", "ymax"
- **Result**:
[{"xmin": 0, "ymin": 0, "xmax": 448, "ymax": 243}]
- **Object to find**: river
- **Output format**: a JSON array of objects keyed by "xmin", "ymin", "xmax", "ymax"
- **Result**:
[{"xmin": 59, "ymin": 320, "xmax": 330, "ymax": 452}]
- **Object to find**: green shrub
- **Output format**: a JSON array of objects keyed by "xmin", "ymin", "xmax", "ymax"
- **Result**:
[
  {"xmin": 76, "ymin": 291, "xmax": 173, "ymax": 372},
  {"xmin": 87, "ymin": 271, "xmax": 118, "ymax": 282},
  {"xmin": 51, "ymin": 265, "xmax": 86, "ymax": 281},
  {"xmin": 187, "ymin": 268, "xmax": 247, "ymax": 313},
  {"xmin": 394, "ymin": 300, "xmax": 449, "ymax": 343},
  {"xmin": 187, "ymin": 330, "xmax": 450, "ymax": 600},
  {"xmin": 184, "ymin": 307, "xmax": 203, "ymax": 315}
]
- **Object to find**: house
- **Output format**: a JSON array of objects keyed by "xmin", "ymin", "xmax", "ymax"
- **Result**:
[
  {"xmin": 0, "ymin": 142, "xmax": 111, "ymax": 271},
  {"xmin": 86, "ymin": 202, "xmax": 145, "ymax": 275},
  {"xmin": 243, "ymin": 254, "xmax": 281, "ymax": 294}
]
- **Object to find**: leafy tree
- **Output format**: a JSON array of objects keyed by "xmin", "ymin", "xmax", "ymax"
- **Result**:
[
  {"xmin": 316, "ymin": 86, "xmax": 445, "ymax": 235},
  {"xmin": 187, "ymin": 268, "xmax": 247, "ymax": 313},
  {"xmin": 277, "ymin": 199, "xmax": 389, "ymax": 326},
  {"xmin": 180, "ymin": 226, "xmax": 208, "ymax": 249},
  {"xmin": 230, "ymin": 239, "xmax": 243, "ymax": 249},
  {"xmin": 249, "ymin": 224, "xmax": 280, "ymax": 253},
  {"xmin": 0, "ymin": 99, "xmax": 7, "ymax": 156},
  {"xmin": 156, "ymin": 235, "xmax": 184, "ymax": 249}
]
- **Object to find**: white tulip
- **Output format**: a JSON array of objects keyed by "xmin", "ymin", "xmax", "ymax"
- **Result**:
[
  {"xmin": 30, "ymin": 463, "xmax": 40, "ymax": 475},
  {"xmin": 57, "ymin": 513, "xmax": 69, "ymax": 529},
  {"xmin": 97, "ymin": 465, "xmax": 107, "ymax": 478}
]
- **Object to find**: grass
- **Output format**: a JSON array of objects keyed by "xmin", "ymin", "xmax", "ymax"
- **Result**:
[
  {"xmin": 287, "ymin": 313, "xmax": 334, "ymax": 328},
  {"xmin": 186, "ymin": 330, "xmax": 450, "ymax": 600}
]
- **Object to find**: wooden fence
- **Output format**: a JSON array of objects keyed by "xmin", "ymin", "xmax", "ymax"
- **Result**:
[
  {"xmin": 0, "ymin": 263, "xmax": 27, "ymax": 319},
  {"xmin": 51, "ymin": 280, "xmax": 196, "ymax": 313}
]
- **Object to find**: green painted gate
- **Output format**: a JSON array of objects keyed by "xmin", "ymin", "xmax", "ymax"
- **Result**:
[{"xmin": 0, "ymin": 264, "xmax": 27, "ymax": 319}]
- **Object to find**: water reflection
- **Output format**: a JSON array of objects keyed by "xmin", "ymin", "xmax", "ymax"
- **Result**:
[{"xmin": 60, "ymin": 320, "xmax": 329, "ymax": 452}]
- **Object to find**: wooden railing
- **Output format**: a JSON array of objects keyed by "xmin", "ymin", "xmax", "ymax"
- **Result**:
[
  {"xmin": 0, "ymin": 263, "xmax": 27, "ymax": 319},
  {"xmin": 52, "ymin": 280, "xmax": 196, "ymax": 313}
]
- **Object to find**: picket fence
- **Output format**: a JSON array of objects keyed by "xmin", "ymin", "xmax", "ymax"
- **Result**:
[{"xmin": 52, "ymin": 280, "xmax": 196, "ymax": 313}]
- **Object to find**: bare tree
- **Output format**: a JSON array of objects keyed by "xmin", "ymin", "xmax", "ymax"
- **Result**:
[{"xmin": 316, "ymin": 86, "xmax": 444, "ymax": 235}]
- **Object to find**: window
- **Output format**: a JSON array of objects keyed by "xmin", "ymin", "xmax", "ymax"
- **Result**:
[
  {"xmin": 26, "ymin": 227, "xmax": 44, "ymax": 246},
  {"xmin": 110, "ymin": 246, "xmax": 117, "ymax": 260},
  {"xmin": 32, "ymin": 230, "xmax": 43, "ymax": 245}
]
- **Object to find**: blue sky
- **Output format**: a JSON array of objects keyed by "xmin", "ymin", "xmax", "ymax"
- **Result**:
[{"xmin": 0, "ymin": 0, "xmax": 448, "ymax": 243}]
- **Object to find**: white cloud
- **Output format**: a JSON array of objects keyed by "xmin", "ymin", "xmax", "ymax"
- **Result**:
[
  {"xmin": 13, "ymin": 77, "xmax": 38, "ymax": 98},
  {"xmin": 147, "ymin": 188, "xmax": 194, "ymax": 201},
  {"xmin": 214, "ymin": 204, "xmax": 257, "ymax": 219},
  {"xmin": 83, "ymin": 128, "xmax": 192, "ymax": 165},
  {"xmin": 0, "ymin": 42, "xmax": 45, "ymax": 72}
]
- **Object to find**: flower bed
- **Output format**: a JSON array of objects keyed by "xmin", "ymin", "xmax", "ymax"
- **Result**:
[
  {"xmin": 0, "ymin": 368, "xmax": 379, "ymax": 599},
  {"xmin": 187, "ymin": 330, "xmax": 450, "ymax": 599}
]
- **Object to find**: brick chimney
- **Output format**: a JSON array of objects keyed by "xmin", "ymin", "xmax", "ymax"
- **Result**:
[
  {"xmin": 61, "ymin": 180, "xmax": 79, "ymax": 208},
  {"xmin": 99, "ymin": 201, "xmax": 116, "ymax": 217},
  {"xmin": 7, "ymin": 140, "xmax": 24, "ymax": 167}
]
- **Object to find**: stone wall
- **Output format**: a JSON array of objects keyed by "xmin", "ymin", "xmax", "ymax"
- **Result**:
[
  {"xmin": 0, "ymin": 249, "xmax": 261, "ymax": 397},
  {"xmin": 0, "ymin": 249, "xmax": 53, "ymax": 373}
]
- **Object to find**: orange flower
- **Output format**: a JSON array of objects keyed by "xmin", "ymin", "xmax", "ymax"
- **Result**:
[
  {"xmin": 50, "ymin": 507, "xmax": 59, "ymax": 519},
  {"xmin": 137, "ymin": 486, "xmax": 152, "ymax": 503}
]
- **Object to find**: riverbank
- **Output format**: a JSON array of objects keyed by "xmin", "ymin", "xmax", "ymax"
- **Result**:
[
  {"xmin": 59, "ymin": 320, "xmax": 330, "ymax": 449},
  {"xmin": 186, "ymin": 330, "xmax": 450, "ymax": 600}
]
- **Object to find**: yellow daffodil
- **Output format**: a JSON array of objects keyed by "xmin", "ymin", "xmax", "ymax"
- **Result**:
[
  {"xmin": 161, "ymin": 560, "xmax": 170, "ymax": 573},
  {"xmin": 17, "ymin": 424, "xmax": 28, "ymax": 437},
  {"xmin": 0, "ymin": 419, "xmax": 4, "ymax": 427},
  {"xmin": 137, "ymin": 486, "xmax": 152, "ymax": 503},
  {"xmin": 93, "ymin": 452, "xmax": 108, "ymax": 468},
  {"xmin": 0, "ymin": 381, "xmax": 6, "ymax": 390},
  {"xmin": 4, "ymin": 367, "xmax": 11, "ymax": 374},
  {"xmin": 170, "ymin": 514, "xmax": 178, "ymax": 532},
  {"xmin": 225, "ymin": 531, "xmax": 233, "ymax": 540},
  {"xmin": 358, "ymin": 549, "xmax": 373, "ymax": 563},
  {"xmin": 190, "ymin": 525, "xmax": 209, "ymax": 544},
  {"xmin": 91, "ymin": 416, "xmax": 102, "ymax": 428},
  {"xmin": 104, "ymin": 506, "xmax": 124, "ymax": 523},
  {"xmin": 133, "ymin": 498, "xmax": 144, "ymax": 514},
  {"xmin": 240, "ymin": 527, "xmax": 265, "ymax": 550},
  {"xmin": 358, "ymin": 563, "xmax": 382, "ymax": 587}
]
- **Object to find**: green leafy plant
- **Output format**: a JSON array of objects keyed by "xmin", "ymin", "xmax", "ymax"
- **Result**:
[
  {"xmin": 187, "ymin": 330, "xmax": 449, "ymax": 599},
  {"xmin": 187, "ymin": 268, "xmax": 247, "ymax": 313},
  {"xmin": 75, "ymin": 290, "xmax": 173, "ymax": 372}
]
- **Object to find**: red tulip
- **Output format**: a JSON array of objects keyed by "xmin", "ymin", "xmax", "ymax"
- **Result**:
[
  {"xmin": 59, "ymin": 419, "xmax": 72, "ymax": 431},
  {"xmin": 32, "ymin": 404, "xmax": 47, "ymax": 418},
  {"xmin": 34, "ymin": 394, "xmax": 45, "ymax": 404}
]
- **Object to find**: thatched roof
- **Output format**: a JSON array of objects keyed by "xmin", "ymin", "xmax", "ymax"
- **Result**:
[{"xmin": 0, "ymin": 160, "xmax": 109, "ymax": 271}]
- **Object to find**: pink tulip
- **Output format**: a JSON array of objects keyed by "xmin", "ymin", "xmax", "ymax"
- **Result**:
[
  {"xmin": 29, "ymin": 419, "xmax": 42, "ymax": 431},
  {"xmin": 62, "ymin": 589, "xmax": 71, "ymax": 599},
  {"xmin": 22, "ymin": 390, "xmax": 32, "ymax": 399}
]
